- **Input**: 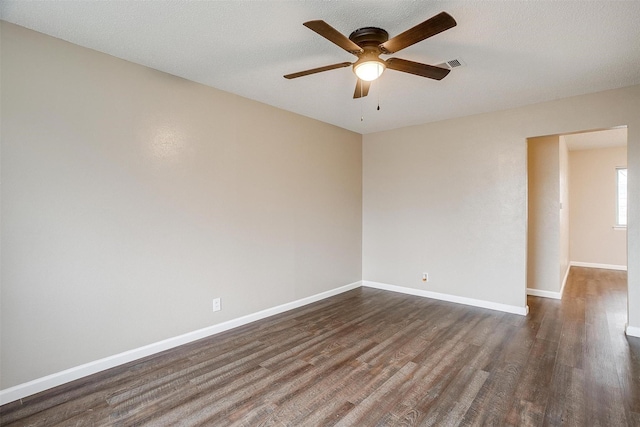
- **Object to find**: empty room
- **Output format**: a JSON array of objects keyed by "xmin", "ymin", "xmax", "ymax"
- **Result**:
[{"xmin": 1, "ymin": 1, "xmax": 639, "ymax": 426}]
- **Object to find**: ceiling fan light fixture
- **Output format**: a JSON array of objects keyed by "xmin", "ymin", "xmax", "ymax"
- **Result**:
[
  {"xmin": 286, "ymin": 12, "xmax": 457, "ymax": 98},
  {"xmin": 353, "ymin": 58, "xmax": 386, "ymax": 81}
]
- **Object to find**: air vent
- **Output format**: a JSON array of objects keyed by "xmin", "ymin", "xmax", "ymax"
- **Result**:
[{"xmin": 436, "ymin": 58, "xmax": 465, "ymax": 69}]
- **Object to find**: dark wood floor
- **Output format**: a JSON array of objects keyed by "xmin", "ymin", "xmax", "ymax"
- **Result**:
[{"xmin": 1, "ymin": 267, "xmax": 639, "ymax": 426}]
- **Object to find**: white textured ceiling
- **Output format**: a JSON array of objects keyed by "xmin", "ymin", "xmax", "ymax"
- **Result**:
[{"xmin": 2, "ymin": 1, "xmax": 640, "ymax": 134}]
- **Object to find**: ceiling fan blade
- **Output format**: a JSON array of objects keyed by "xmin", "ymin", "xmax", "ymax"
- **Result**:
[
  {"xmin": 386, "ymin": 58, "xmax": 450, "ymax": 80},
  {"xmin": 304, "ymin": 20, "xmax": 364, "ymax": 55},
  {"xmin": 379, "ymin": 12, "xmax": 456, "ymax": 54},
  {"xmin": 284, "ymin": 62, "xmax": 352, "ymax": 79},
  {"xmin": 353, "ymin": 79, "xmax": 371, "ymax": 99}
]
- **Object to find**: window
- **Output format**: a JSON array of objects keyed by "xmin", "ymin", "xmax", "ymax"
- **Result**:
[{"xmin": 616, "ymin": 167, "xmax": 627, "ymax": 226}]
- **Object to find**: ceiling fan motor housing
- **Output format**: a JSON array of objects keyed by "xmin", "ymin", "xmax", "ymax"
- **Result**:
[
  {"xmin": 348, "ymin": 27, "xmax": 389, "ymax": 48},
  {"xmin": 349, "ymin": 27, "xmax": 389, "ymax": 80}
]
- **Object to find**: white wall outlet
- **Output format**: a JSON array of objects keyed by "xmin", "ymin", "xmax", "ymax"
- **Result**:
[
  {"xmin": 422, "ymin": 273, "xmax": 429, "ymax": 282},
  {"xmin": 212, "ymin": 298, "xmax": 221, "ymax": 312}
]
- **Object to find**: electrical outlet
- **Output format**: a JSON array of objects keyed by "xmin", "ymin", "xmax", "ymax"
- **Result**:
[
  {"xmin": 422, "ymin": 273, "xmax": 429, "ymax": 282},
  {"xmin": 212, "ymin": 298, "xmax": 221, "ymax": 312}
]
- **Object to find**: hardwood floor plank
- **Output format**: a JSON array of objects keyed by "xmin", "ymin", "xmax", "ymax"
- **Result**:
[
  {"xmin": 582, "ymin": 274, "xmax": 630, "ymax": 426},
  {"xmin": 536, "ymin": 300, "xmax": 563, "ymax": 343},
  {"xmin": 420, "ymin": 366, "xmax": 490, "ymax": 427},
  {"xmin": 2, "ymin": 267, "xmax": 638, "ymax": 426},
  {"xmin": 542, "ymin": 363, "xmax": 586, "ymax": 426},
  {"xmin": 333, "ymin": 361, "xmax": 419, "ymax": 426},
  {"xmin": 504, "ymin": 336, "xmax": 559, "ymax": 426},
  {"xmin": 556, "ymin": 319, "xmax": 585, "ymax": 369},
  {"xmin": 392, "ymin": 342, "xmax": 479, "ymax": 424},
  {"xmin": 461, "ymin": 364, "xmax": 525, "ymax": 426}
]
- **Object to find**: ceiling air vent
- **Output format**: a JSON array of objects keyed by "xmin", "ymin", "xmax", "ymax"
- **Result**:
[{"xmin": 436, "ymin": 58, "xmax": 465, "ymax": 69}]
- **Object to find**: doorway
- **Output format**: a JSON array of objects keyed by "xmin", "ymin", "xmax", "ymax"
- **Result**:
[{"xmin": 527, "ymin": 127, "xmax": 628, "ymax": 299}]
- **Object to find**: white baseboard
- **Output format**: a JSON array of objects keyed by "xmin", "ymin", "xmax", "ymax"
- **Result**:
[
  {"xmin": 527, "ymin": 264, "xmax": 571, "ymax": 300},
  {"xmin": 0, "ymin": 281, "xmax": 362, "ymax": 406},
  {"xmin": 626, "ymin": 324, "xmax": 640, "ymax": 338},
  {"xmin": 363, "ymin": 281, "xmax": 528, "ymax": 316},
  {"xmin": 570, "ymin": 261, "xmax": 627, "ymax": 271},
  {"xmin": 527, "ymin": 288, "xmax": 562, "ymax": 299}
]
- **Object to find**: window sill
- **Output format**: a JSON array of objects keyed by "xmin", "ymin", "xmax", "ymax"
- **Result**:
[{"xmin": 613, "ymin": 226, "xmax": 627, "ymax": 231}]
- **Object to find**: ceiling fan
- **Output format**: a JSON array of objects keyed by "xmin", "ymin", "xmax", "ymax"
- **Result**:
[{"xmin": 284, "ymin": 12, "xmax": 457, "ymax": 99}]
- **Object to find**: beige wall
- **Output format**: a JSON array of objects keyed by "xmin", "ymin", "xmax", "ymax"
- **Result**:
[
  {"xmin": 526, "ymin": 134, "xmax": 569, "ymax": 295},
  {"xmin": 527, "ymin": 135, "xmax": 563, "ymax": 293},
  {"xmin": 364, "ymin": 85, "xmax": 640, "ymax": 325},
  {"xmin": 363, "ymin": 115, "xmax": 529, "ymax": 308},
  {"xmin": 569, "ymin": 145, "xmax": 627, "ymax": 266},
  {"xmin": 1, "ymin": 23, "xmax": 362, "ymax": 388},
  {"xmin": 559, "ymin": 137, "xmax": 570, "ymax": 286}
]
